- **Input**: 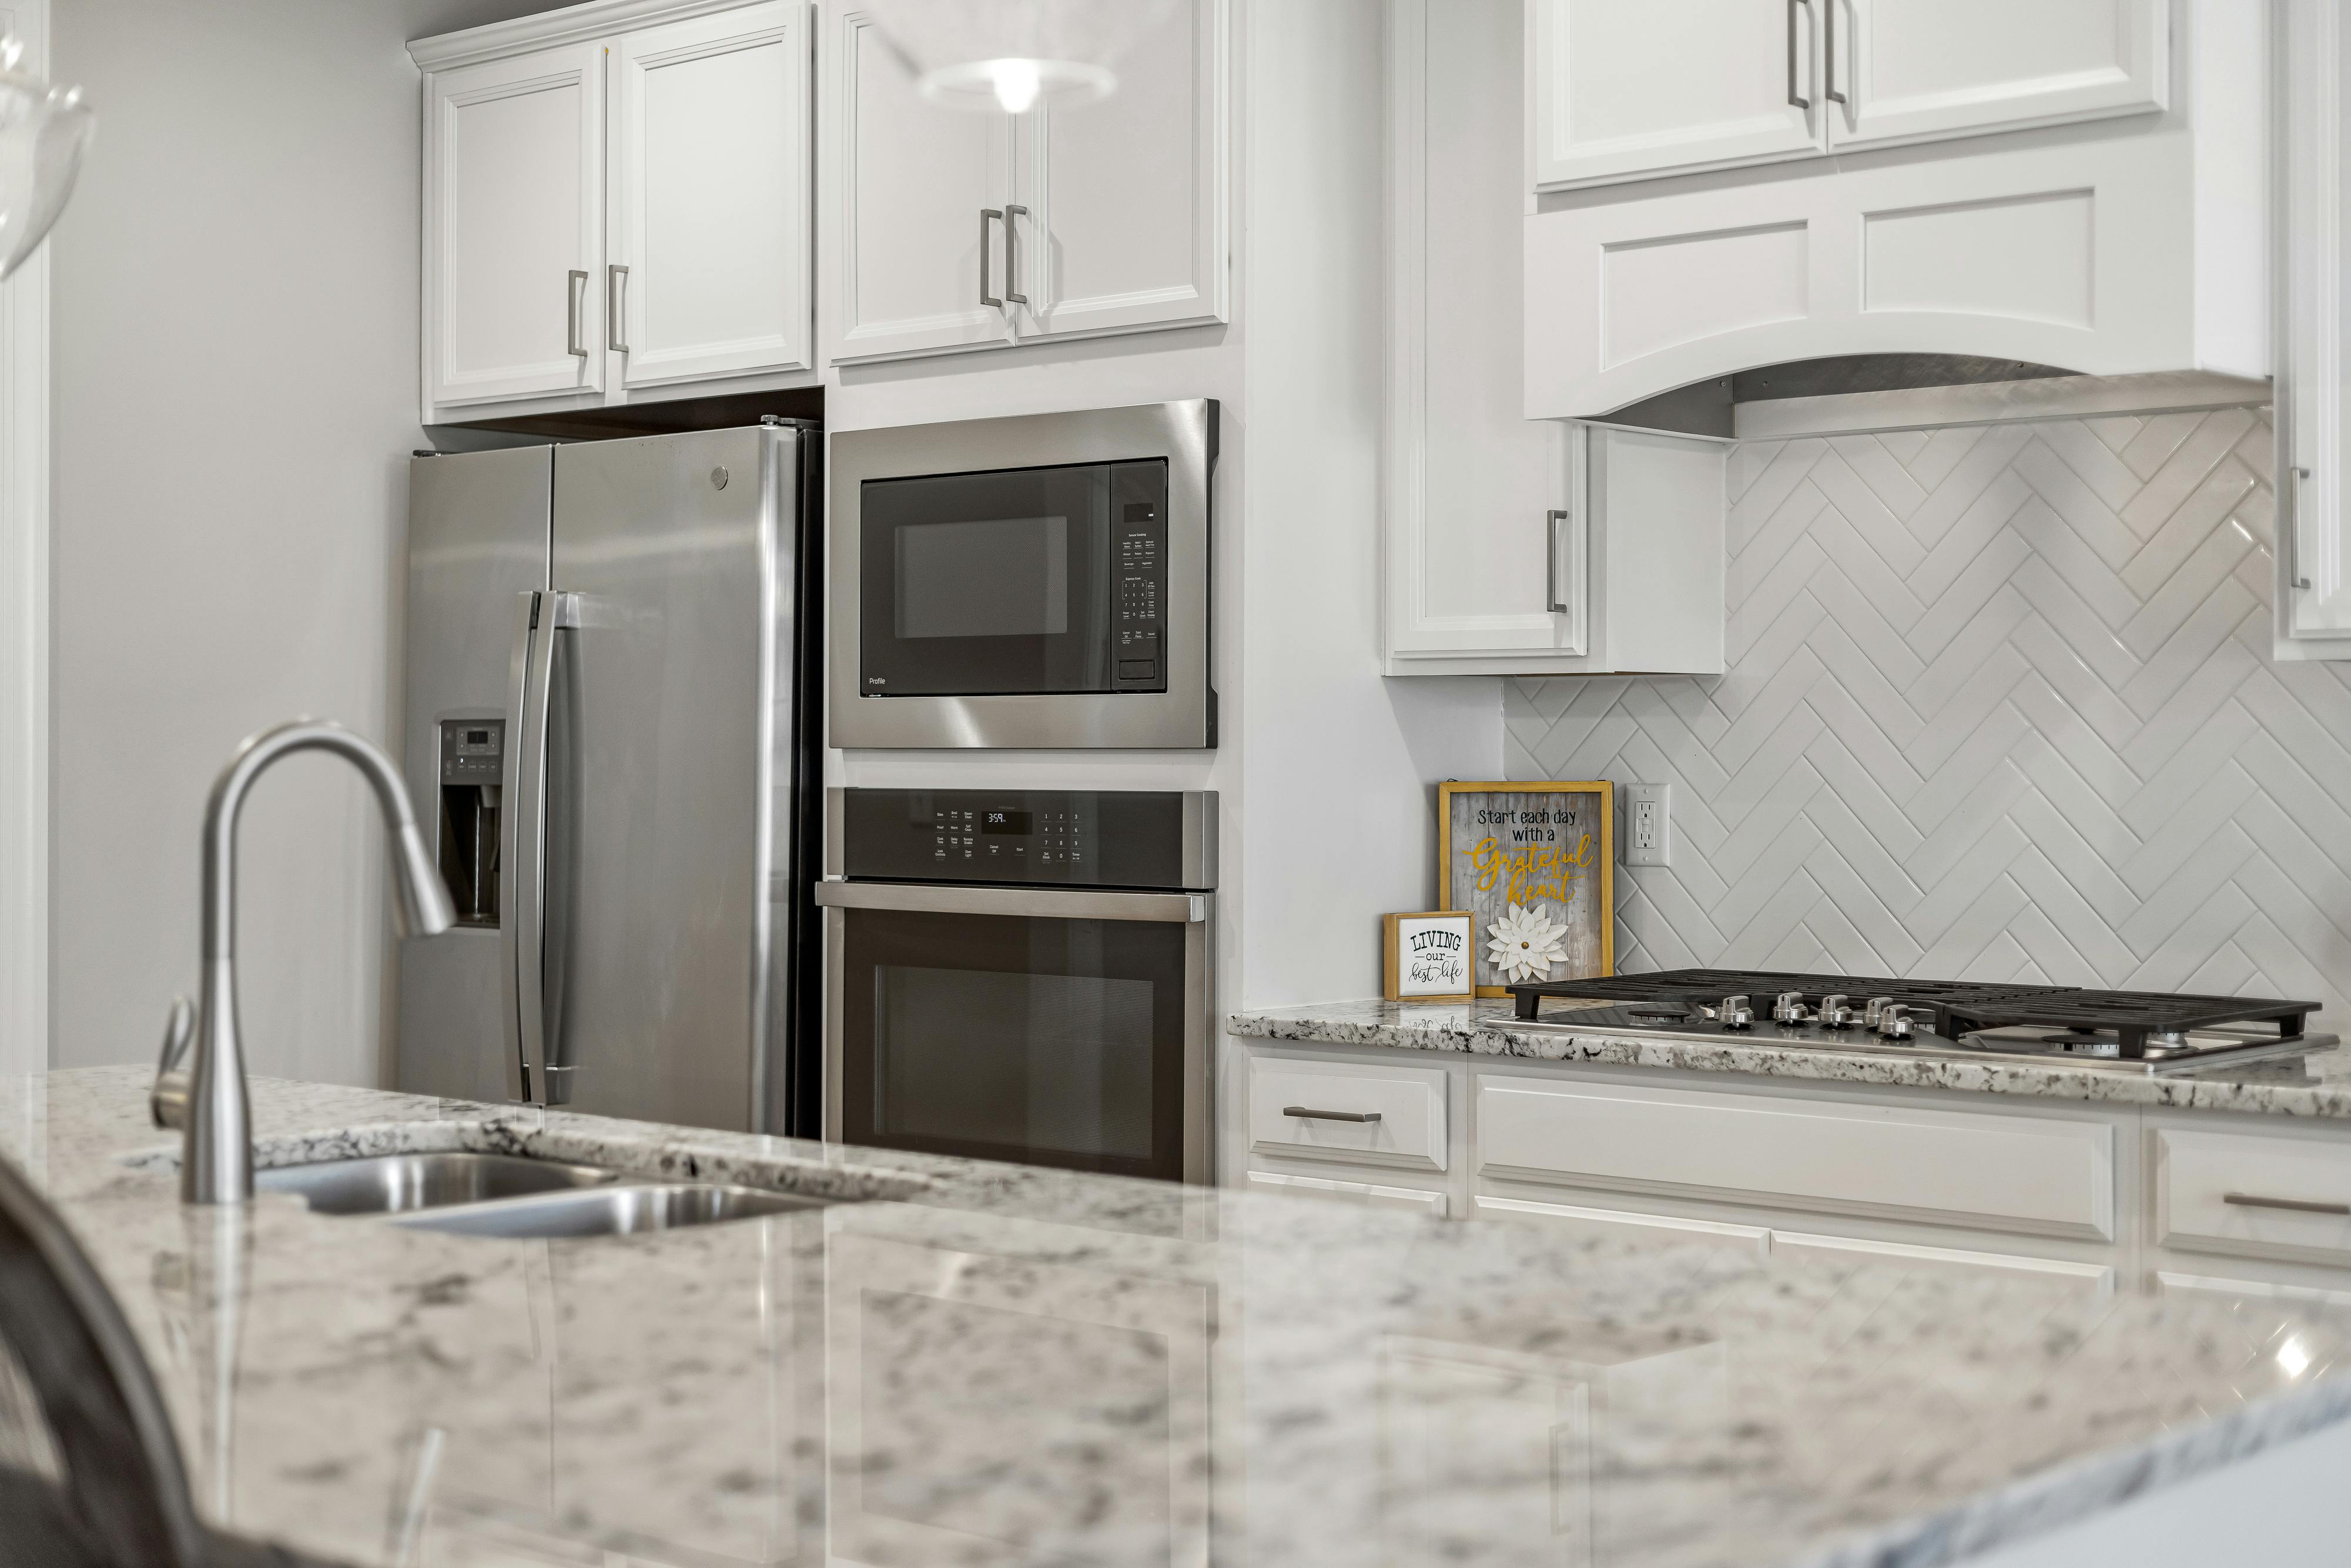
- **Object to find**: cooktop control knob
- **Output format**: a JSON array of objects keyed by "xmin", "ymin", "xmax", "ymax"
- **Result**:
[
  {"xmin": 1816, "ymin": 993, "xmax": 1854, "ymax": 1028},
  {"xmin": 1877, "ymin": 1004, "xmax": 1915, "ymax": 1040},
  {"xmin": 1771, "ymin": 991, "xmax": 1809, "ymax": 1024},
  {"xmin": 1863, "ymin": 996, "xmax": 1894, "ymax": 1028},
  {"xmin": 1719, "ymin": 993, "xmax": 1753, "ymax": 1029}
]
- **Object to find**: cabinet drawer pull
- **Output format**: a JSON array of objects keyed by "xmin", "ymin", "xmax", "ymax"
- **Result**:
[
  {"xmin": 979, "ymin": 208, "xmax": 1003, "ymax": 308},
  {"xmin": 2223, "ymin": 1192, "xmax": 2351, "ymax": 1217},
  {"xmin": 1284, "ymin": 1105, "xmax": 1381, "ymax": 1124},
  {"xmin": 565, "ymin": 269, "xmax": 590, "ymax": 359}
]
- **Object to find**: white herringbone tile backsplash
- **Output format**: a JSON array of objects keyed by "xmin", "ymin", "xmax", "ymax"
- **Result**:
[{"xmin": 1505, "ymin": 407, "xmax": 2351, "ymax": 1026}]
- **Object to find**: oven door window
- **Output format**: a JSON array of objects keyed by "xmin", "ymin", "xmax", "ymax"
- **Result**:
[
  {"xmin": 838, "ymin": 907, "xmax": 1187, "ymax": 1181},
  {"xmin": 859, "ymin": 459, "xmax": 1167, "ymax": 697}
]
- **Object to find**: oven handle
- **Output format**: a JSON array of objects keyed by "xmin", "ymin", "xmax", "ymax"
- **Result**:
[{"xmin": 815, "ymin": 880, "xmax": 1207, "ymax": 923}]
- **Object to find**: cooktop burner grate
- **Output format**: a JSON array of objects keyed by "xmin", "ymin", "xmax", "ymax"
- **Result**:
[{"xmin": 1505, "ymin": 970, "xmax": 2322, "ymax": 1060}]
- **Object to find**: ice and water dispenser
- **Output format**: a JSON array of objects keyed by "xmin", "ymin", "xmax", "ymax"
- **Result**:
[{"xmin": 436, "ymin": 718, "xmax": 502, "ymax": 927}]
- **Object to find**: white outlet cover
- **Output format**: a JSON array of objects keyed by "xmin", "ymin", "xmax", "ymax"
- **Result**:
[{"xmin": 1624, "ymin": 782, "xmax": 1670, "ymax": 866}]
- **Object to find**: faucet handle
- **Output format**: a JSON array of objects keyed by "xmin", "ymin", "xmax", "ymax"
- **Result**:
[{"xmin": 151, "ymin": 996, "xmax": 194, "ymax": 1130}]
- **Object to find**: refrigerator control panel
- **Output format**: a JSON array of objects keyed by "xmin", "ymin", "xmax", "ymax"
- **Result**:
[
  {"xmin": 438, "ymin": 719, "xmax": 503, "ymax": 783},
  {"xmin": 836, "ymin": 788, "xmax": 1216, "ymax": 892}
]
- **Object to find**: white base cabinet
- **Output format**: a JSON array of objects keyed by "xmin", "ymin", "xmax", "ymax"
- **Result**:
[
  {"xmin": 1230, "ymin": 1037, "xmax": 2351, "ymax": 1306},
  {"xmin": 413, "ymin": 0, "xmax": 815, "ymax": 424}
]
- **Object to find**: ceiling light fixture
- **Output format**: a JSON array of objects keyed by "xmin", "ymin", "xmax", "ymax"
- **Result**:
[
  {"xmin": 0, "ymin": 35, "xmax": 92, "ymax": 280},
  {"xmin": 862, "ymin": 0, "xmax": 1178, "ymax": 115}
]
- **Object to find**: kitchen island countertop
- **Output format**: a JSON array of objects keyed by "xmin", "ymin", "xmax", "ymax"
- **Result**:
[
  {"xmin": 1231, "ymin": 997, "xmax": 2351, "ymax": 1120},
  {"xmin": 8, "ymin": 1066, "xmax": 2351, "ymax": 1568}
]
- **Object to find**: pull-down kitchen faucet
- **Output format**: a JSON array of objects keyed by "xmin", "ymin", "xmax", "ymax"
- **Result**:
[{"xmin": 152, "ymin": 720, "xmax": 454, "ymax": 1204}]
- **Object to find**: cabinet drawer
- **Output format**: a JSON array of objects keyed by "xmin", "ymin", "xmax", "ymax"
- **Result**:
[
  {"xmin": 1475, "ymin": 1074, "xmax": 2114, "ymax": 1240},
  {"xmin": 1248, "ymin": 1057, "xmax": 1446, "ymax": 1172},
  {"xmin": 2157, "ymin": 1128, "xmax": 2351, "ymax": 1266},
  {"xmin": 1248, "ymin": 1170, "xmax": 1448, "ymax": 1217}
]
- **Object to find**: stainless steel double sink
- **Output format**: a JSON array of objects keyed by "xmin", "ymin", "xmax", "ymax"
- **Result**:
[{"xmin": 256, "ymin": 1151, "xmax": 835, "ymax": 1239}]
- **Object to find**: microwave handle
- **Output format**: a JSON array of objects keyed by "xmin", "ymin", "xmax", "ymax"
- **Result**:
[{"xmin": 814, "ymin": 880, "xmax": 1205, "ymax": 923}]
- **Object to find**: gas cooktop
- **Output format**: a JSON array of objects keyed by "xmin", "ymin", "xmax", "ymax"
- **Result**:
[{"xmin": 1502, "ymin": 970, "xmax": 2336, "ymax": 1074}]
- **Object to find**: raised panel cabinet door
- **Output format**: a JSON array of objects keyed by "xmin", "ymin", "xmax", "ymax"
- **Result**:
[
  {"xmin": 1011, "ymin": 0, "xmax": 1229, "ymax": 342},
  {"xmin": 824, "ymin": 5, "xmax": 1014, "ymax": 363},
  {"xmin": 425, "ymin": 42, "xmax": 605, "ymax": 408},
  {"xmin": 1529, "ymin": 0, "xmax": 1825, "ymax": 192},
  {"xmin": 2281, "ymin": 0, "xmax": 2351, "ymax": 643},
  {"xmin": 1827, "ymin": 0, "xmax": 2168, "ymax": 150},
  {"xmin": 612, "ymin": 1, "xmax": 813, "ymax": 387}
]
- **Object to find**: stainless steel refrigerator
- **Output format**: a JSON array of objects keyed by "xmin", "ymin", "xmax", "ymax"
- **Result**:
[{"xmin": 397, "ymin": 423, "xmax": 822, "ymax": 1136}]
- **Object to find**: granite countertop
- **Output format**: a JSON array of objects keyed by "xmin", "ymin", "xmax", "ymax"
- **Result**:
[
  {"xmin": 6, "ymin": 1067, "xmax": 2351, "ymax": 1568},
  {"xmin": 1231, "ymin": 997, "xmax": 2351, "ymax": 1118}
]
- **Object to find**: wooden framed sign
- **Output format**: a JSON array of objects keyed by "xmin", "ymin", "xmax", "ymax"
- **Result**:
[
  {"xmin": 1383, "ymin": 912, "xmax": 1476, "ymax": 1003},
  {"xmin": 1438, "ymin": 781, "xmax": 1613, "ymax": 997}
]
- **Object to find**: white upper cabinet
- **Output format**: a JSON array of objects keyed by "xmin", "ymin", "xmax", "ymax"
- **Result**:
[
  {"xmin": 414, "ymin": 1, "xmax": 816, "ymax": 421},
  {"xmin": 1529, "ymin": 0, "xmax": 1823, "ymax": 190},
  {"xmin": 1009, "ymin": 0, "xmax": 1229, "ymax": 341},
  {"xmin": 424, "ymin": 41, "xmax": 607, "ymax": 408},
  {"xmin": 824, "ymin": 0, "xmax": 1229, "ymax": 365},
  {"xmin": 2279, "ymin": 0, "xmax": 2351, "ymax": 654},
  {"xmin": 1391, "ymin": 0, "xmax": 1724, "ymax": 676},
  {"xmin": 611, "ymin": 2, "xmax": 813, "ymax": 387},
  {"xmin": 823, "ymin": 5, "xmax": 1016, "ymax": 363},
  {"xmin": 1828, "ymin": 0, "xmax": 2169, "ymax": 151},
  {"xmin": 1524, "ymin": 0, "xmax": 2266, "ymax": 421}
]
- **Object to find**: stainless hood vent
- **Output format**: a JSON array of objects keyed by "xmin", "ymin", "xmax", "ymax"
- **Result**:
[{"xmin": 1600, "ymin": 354, "xmax": 2079, "ymax": 439}]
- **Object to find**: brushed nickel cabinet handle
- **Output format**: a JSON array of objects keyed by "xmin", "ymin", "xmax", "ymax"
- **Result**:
[
  {"xmin": 979, "ymin": 208, "xmax": 1003, "ymax": 307},
  {"xmin": 2290, "ymin": 466, "xmax": 2313, "ymax": 589},
  {"xmin": 1002, "ymin": 202, "xmax": 1029, "ymax": 306},
  {"xmin": 2223, "ymin": 1192, "xmax": 2350, "ymax": 1217},
  {"xmin": 565, "ymin": 269, "xmax": 590, "ymax": 358},
  {"xmin": 1824, "ymin": 0, "xmax": 1847, "ymax": 105},
  {"xmin": 1787, "ymin": 0, "xmax": 1813, "ymax": 110},
  {"xmin": 1546, "ymin": 508, "xmax": 1576, "ymax": 614},
  {"xmin": 607, "ymin": 264, "xmax": 630, "ymax": 354},
  {"xmin": 1284, "ymin": 1106, "xmax": 1382, "ymax": 1124}
]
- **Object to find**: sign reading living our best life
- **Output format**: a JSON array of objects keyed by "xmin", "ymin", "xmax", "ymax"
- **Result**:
[
  {"xmin": 1395, "ymin": 913, "xmax": 1471, "ymax": 996},
  {"xmin": 1439, "ymin": 782, "xmax": 1615, "ymax": 996}
]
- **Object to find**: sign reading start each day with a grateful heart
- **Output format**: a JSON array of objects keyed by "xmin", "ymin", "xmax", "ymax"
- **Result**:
[{"xmin": 1438, "ymin": 780, "xmax": 1615, "ymax": 996}]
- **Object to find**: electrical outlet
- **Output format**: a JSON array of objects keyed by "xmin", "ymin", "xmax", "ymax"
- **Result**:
[{"xmin": 1624, "ymin": 782, "xmax": 1670, "ymax": 866}]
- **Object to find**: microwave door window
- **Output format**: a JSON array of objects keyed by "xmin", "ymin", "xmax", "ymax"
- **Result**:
[{"xmin": 859, "ymin": 461, "xmax": 1164, "ymax": 698}]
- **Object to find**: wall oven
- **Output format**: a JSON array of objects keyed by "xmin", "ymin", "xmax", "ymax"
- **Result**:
[
  {"xmin": 829, "ymin": 401, "xmax": 1217, "ymax": 749},
  {"xmin": 816, "ymin": 788, "xmax": 1217, "ymax": 1184}
]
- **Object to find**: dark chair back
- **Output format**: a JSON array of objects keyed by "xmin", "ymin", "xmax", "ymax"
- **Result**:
[{"xmin": 0, "ymin": 1150, "xmax": 205, "ymax": 1567}]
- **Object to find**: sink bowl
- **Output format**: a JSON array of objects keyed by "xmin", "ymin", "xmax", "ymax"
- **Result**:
[
  {"xmin": 256, "ymin": 1151, "xmax": 618, "ymax": 1216},
  {"xmin": 385, "ymin": 1182, "xmax": 830, "ymax": 1239}
]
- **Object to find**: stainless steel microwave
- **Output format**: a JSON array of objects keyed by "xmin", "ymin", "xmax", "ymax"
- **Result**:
[{"xmin": 828, "ymin": 400, "xmax": 1217, "ymax": 749}]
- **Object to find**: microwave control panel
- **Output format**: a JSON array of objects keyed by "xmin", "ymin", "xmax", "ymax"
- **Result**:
[{"xmin": 1114, "ymin": 498, "xmax": 1165, "ymax": 692}]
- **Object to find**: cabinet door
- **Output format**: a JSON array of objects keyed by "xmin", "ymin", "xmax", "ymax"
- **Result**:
[
  {"xmin": 2281, "ymin": 0, "xmax": 2351, "ymax": 644},
  {"xmin": 1010, "ymin": 0, "xmax": 1228, "ymax": 341},
  {"xmin": 612, "ymin": 1, "xmax": 812, "ymax": 387},
  {"xmin": 824, "ymin": 6, "xmax": 1014, "ymax": 363},
  {"xmin": 1827, "ymin": 0, "xmax": 2168, "ymax": 151},
  {"xmin": 1392, "ymin": 0, "xmax": 1585, "ymax": 664},
  {"xmin": 425, "ymin": 42, "xmax": 605, "ymax": 408},
  {"xmin": 1529, "ymin": 0, "xmax": 1824, "ymax": 191}
]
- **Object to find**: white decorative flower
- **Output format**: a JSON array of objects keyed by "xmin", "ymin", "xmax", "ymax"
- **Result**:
[{"xmin": 1485, "ymin": 903, "xmax": 1569, "ymax": 983}]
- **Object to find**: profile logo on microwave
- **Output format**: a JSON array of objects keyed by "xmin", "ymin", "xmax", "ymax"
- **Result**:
[{"xmin": 866, "ymin": 677, "xmax": 886, "ymax": 685}]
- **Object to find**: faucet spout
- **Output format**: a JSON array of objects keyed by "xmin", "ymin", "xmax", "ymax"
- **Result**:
[{"xmin": 172, "ymin": 719, "xmax": 455, "ymax": 1205}]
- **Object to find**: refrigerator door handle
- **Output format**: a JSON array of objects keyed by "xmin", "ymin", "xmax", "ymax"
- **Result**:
[{"xmin": 500, "ymin": 589, "xmax": 557, "ymax": 1105}]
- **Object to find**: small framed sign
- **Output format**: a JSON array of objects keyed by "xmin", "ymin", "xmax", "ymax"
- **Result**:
[
  {"xmin": 1438, "ymin": 780, "xmax": 1614, "ymax": 997},
  {"xmin": 1384, "ymin": 911, "xmax": 1476, "ymax": 1003}
]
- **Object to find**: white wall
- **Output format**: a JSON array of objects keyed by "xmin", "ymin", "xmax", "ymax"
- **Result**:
[
  {"xmin": 48, "ymin": 0, "xmax": 561, "ymax": 1078},
  {"xmin": 1238, "ymin": 0, "xmax": 1500, "ymax": 1010}
]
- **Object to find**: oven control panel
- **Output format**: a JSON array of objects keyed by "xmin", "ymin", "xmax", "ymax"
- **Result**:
[{"xmin": 835, "ymin": 789, "xmax": 1217, "ymax": 892}]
